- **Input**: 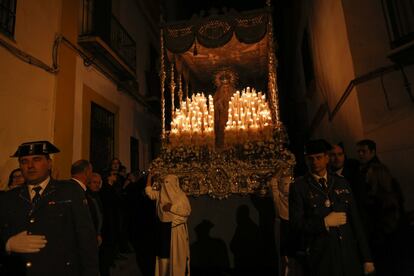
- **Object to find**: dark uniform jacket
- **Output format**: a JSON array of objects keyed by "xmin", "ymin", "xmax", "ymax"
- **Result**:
[
  {"xmin": 0, "ymin": 179, "xmax": 99, "ymax": 276},
  {"xmin": 336, "ymin": 159, "xmax": 366, "ymax": 211},
  {"xmin": 69, "ymin": 179, "xmax": 102, "ymax": 235},
  {"xmin": 99, "ymin": 182, "xmax": 122, "ymax": 246},
  {"xmin": 86, "ymin": 189, "xmax": 103, "ymax": 235},
  {"xmin": 289, "ymin": 173, "xmax": 372, "ymax": 276}
]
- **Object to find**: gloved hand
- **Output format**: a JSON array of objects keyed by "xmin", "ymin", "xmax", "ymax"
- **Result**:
[
  {"xmin": 6, "ymin": 231, "xmax": 47, "ymax": 253},
  {"xmin": 97, "ymin": 235, "xmax": 103, "ymax": 247},
  {"xmin": 363, "ymin": 262, "xmax": 375, "ymax": 274},
  {"xmin": 324, "ymin": 212, "xmax": 347, "ymax": 227}
]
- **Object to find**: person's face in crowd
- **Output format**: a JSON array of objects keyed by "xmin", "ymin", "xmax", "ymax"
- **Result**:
[
  {"xmin": 357, "ymin": 145, "xmax": 375, "ymax": 164},
  {"xmin": 306, "ymin": 152, "xmax": 330, "ymax": 176},
  {"xmin": 330, "ymin": 145, "xmax": 345, "ymax": 170},
  {"xmin": 111, "ymin": 159, "xmax": 121, "ymax": 172},
  {"xmin": 279, "ymin": 175, "xmax": 293, "ymax": 194},
  {"xmin": 181, "ymin": 179, "xmax": 190, "ymax": 193},
  {"xmin": 19, "ymin": 155, "xmax": 51, "ymax": 185},
  {"xmin": 107, "ymin": 173, "xmax": 117, "ymax": 185},
  {"xmin": 10, "ymin": 170, "xmax": 25, "ymax": 189},
  {"xmin": 127, "ymin": 173, "xmax": 136, "ymax": 183},
  {"xmin": 89, "ymin": 174, "xmax": 102, "ymax": 192},
  {"xmin": 120, "ymin": 167, "xmax": 127, "ymax": 178}
]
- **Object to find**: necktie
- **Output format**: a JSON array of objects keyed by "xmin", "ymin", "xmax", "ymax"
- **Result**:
[
  {"xmin": 318, "ymin": 178, "xmax": 327, "ymax": 189},
  {"xmin": 32, "ymin": 186, "xmax": 42, "ymax": 206}
]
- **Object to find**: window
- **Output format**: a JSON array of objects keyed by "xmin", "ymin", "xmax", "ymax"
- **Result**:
[
  {"xmin": 130, "ymin": 137, "xmax": 139, "ymax": 173},
  {"xmin": 0, "ymin": 0, "xmax": 16, "ymax": 37},
  {"xmin": 90, "ymin": 102, "xmax": 115, "ymax": 174},
  {"xmin": 382, "ymin": 0, "xmax": 414, "ymax": 48}
]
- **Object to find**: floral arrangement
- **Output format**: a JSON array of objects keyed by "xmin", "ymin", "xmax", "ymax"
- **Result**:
[
  {"xmin": 151, "ymin": 127, "xmax": 295, "ymax": 199},
  {"xmin": 156, "ymin": 86, "xmax": 295, "ymax": 198}
]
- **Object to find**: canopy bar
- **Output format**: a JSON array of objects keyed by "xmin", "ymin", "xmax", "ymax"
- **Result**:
[{"xmin": 162, "ymin": 8, "xmax": 271, "ymax": 53}]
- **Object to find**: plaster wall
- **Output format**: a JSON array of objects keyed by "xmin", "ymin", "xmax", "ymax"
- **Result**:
[
  {"xmin": 73, "ymin": 57, "xmax": 155, "ymax": 172},
  {"xmin": 308, "ymin": 0, "xmax": 414, "ymax": 209},
  {"xmin": 340, "ymin": 0, "xmax": 414, "ymax": 209},
  {"xmin": 307, "ymin": 0, "xmax": 363, "ymax": 152},
  {"xmin": 0, "ymin": 0, "xmax": 160, "ymax": 187},
  {"xmin": 71, "ymin": 0, "xmax": 159, "ymax": 172},
  {"xmin": 0, "ymin": 0, "xmax": 62, "ymax": 188}
]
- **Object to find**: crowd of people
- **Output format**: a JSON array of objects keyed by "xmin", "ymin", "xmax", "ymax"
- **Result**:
[
  {"xmin": 273, "ymin": 138, "xmax": 409, "ymax": 276},
  {"xmin": 0, "ymin": 137, "xmax": 410, "ymax": 276},
  {"xmin": 95, "ymin": 157, "xmax": 158, "ymax": 276},
  {"xmin": 0, "ymin": 141, "xmax": 164, "ymax": 276}
]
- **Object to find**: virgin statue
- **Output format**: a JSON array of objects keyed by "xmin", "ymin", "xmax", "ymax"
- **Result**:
[{"xmin": 213, "ymin": 68, "xmax": 237, "ymax": 148}]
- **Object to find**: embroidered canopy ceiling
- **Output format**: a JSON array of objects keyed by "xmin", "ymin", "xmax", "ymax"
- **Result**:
[{"xmin": 163, "ymin": 8, "xmax": 271, "ymax": 91}]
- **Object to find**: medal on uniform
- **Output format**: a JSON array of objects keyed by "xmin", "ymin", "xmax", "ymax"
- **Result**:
[{"xmin": 310, "ymin": 177, "xmax": 333, "ymax": 209}]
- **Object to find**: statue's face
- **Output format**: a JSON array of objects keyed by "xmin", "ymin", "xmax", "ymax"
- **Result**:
[
  {"xmin": 214, "ymin": 69, "xmax": 236, "ymax": 88},
  {"xmin": 220, "ymin": 73, "xmax": 230, "ymax": 84}
]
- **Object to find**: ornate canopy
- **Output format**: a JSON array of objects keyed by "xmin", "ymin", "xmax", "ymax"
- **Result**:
[
  {"xmin": 150, "ymin": 4, "xmax": 295, "ymax": 199},
  {"xmin": 163, "ymin": 8, "xmax": 270, "ymax": 92}
]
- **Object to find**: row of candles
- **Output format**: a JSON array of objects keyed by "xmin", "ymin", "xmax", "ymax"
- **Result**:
[
  {"xmin": 169, "ymin": 88, "xmax": 273, "ymax": 145},
  {"xmin": 170, "ymin": 93, "xmax": 214, "ymax": 136},
  {"xmin": 224, "ymin": 87, "xmax": 272, "ymax": 132}
]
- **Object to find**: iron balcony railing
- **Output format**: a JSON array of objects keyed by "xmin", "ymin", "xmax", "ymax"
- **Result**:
[
  {"xmin": 0, "ymin": 0, "xmax": 17, "ymax": 37},
  {"xmin": 109, "ymin": 15, "xmax": 136, "ymax": 71},
  {"xmin": 80, "ymin": 0, "xmax": 136, "ymax": 71}
]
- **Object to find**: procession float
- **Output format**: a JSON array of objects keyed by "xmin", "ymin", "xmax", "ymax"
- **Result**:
[{"xmin": 150, "ymin": 1, "xmax": 295, "ymax": 199}]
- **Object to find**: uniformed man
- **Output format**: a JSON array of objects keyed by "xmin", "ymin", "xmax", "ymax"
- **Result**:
[
  {"xmin": 71, "ymin": 159, "xmax": 103, "ymax": 247},
  {"xmin": 0, "ymin": 141, "xmax": 99, "ymax": 275},
  {"xmin": 289, "ymin": 139, "xmax": 375, "ymax": 276}
]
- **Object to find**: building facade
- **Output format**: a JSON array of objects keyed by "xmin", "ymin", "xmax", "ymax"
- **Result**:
[
  {"xmin": 0, "ymin": 0, "xmax": 160, "ymax": 187},
  {"xmin": 278, "ymin": 0, "xmax": 414, "ymax": 210}
]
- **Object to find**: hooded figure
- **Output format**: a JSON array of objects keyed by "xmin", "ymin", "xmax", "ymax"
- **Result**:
[{"xmin": 146, "ymin": 174, "xmax": 191, "ymax": 276}]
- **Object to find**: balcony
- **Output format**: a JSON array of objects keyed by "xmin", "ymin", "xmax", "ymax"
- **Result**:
[
  {"xmin": 0, "ymin": 0, "xmax": 16, "ymax": 38},
  {"xmin": 382, "ymin": 0, "xmax": 414, "ymax": 65},
  {"xmin": 78, "ymin": 0, "xmax": 136, "ymax": 80}
]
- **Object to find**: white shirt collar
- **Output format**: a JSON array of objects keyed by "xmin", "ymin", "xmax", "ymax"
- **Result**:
[
  {"xmin": 311, "ymin": 172, "xmax": 328, "ymax": 182},
  {"xmin": 335, "ymin": 167, "xmax": 344, "ymax": 177},
  {"xmin": 28, "ymin": 176, "xmax": 50, "ymax": 198},
  {"xmin": 72, "ymin": 178, "xmax": 87, "ymax": 191}
]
